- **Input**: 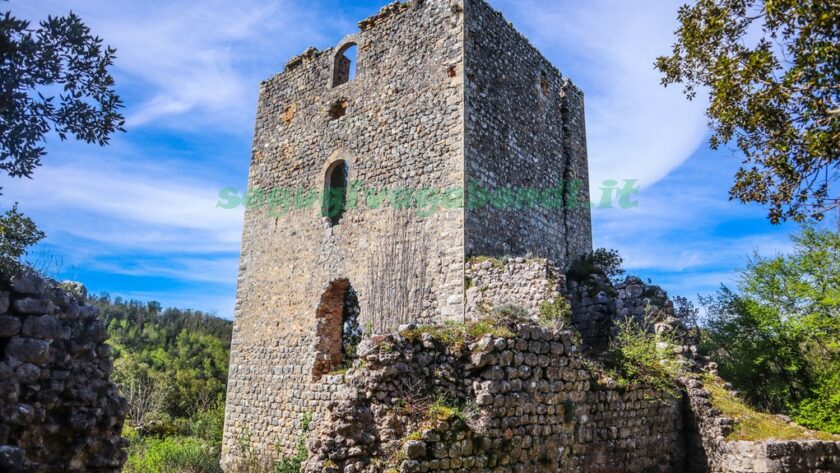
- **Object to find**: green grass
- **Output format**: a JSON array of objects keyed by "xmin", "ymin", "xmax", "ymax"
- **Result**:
[
  {"xmin": 400, "ymin": 319, "xmax": 514, "ymax": 354},
  {"xmin": 538, "ymin": 297, "xmax": 571, "ymax": 328},
  {"xmin": 703, "ymin": 374, "xmax": 840, "ymax": 441},
  {"xmin": 124, "ymin": 436, "xmax": 222, "ymax": 473}
]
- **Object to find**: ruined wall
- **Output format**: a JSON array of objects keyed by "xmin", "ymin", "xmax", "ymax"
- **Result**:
[
  {"xmin": 302, "ymin": 322, "xmax": 685, "ymax": 473},
  {"xmin": 225, "ymin": 0, "xmax": 598, "ymax": 466},
  {"xmin": 223, "ymin": 0, "xmax": 467, "ymax": 465},
  {"xmin": 0, "ymin": 270, "xmax": 126, "ymax": 472},
  {"xmin": 463, "ymin": 0, "xmax": 592, "ymax": 264},
  {"xmin": 464, "ymin": 257, "xmax": 564, "ymax": 320},
  {"xmin": 569, "ymin": 274, "xmax": 675, "ymax": 351},
  {"xmin": 682, "ymin": 371, "xmax": 840, "ymax": 473}
]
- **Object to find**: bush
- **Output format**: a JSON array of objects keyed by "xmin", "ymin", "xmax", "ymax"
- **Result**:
[
  {"xmin": 792, "ymin": 369, "xmax": 840, "ymax": 434},
  {"xmin": 568, "ymin": 248, "xmax": 625, "ymax": 282},
  {"xmin": 124, "ymin": 436, "xmax": 222, "ymax": 473},
  {"xmin": 0, "ymin": 204, "xmax": 44, "ymax": 276},
  {"xmin": 605, "ymin": 317, "xmax": 679, "ymax": 394},
  {"xmin": 538, "ymin": 297, "xmax": 571, "ymax": 328}
]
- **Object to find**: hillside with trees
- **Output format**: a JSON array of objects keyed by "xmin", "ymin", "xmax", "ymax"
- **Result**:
[{"xmin": 90, "ymin": 294, "xmax": 232, "ymax": 472}]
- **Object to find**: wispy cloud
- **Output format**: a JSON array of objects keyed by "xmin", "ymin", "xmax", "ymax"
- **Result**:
[
  {"xmin": 3, "ymin": 157, "xmax": 243, "ymax": 253},
  {"xmin": 3, "ymin": 0, "xmax": 804, "ymax": 319},
  {"xmin": 10, "ymin": 0, "xmax": 338, "ymax": 129},
  {"xmin": 493, "ymin": 0, "xmax": 709, "ymax": 187}
]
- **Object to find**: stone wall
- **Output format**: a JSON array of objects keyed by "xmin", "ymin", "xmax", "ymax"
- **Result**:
[
  {"xmin": 301, "ymin": 322, "xmax": 685, "ymax": 473},
  {"xmin": 0, "ymin": 269, "xmax": 126, "ymax": 472},
  {"xmin": 464, "ymin": 257, "xmax": 564, "ymax": 320},
  {"xmin": 682, "ymin": 370, "xmax": 840, "ymax": 473},
  {"xmin": 223, "ymin": 0, "xmax": 467, "ymax": 464},
  {"xmin": 224, "ymin": 0, "xmax": 597, "ymax": 466},
  {"xmin": 464, "ymin": 0, "xmax": 593, "ymax": 263},
  {"xmin": 568, "ymin": 274, "xmax": 674, "ymax": 351}
]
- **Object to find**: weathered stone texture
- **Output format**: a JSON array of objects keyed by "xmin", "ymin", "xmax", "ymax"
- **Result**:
[
  {"xmin": 0, "ymin": 269, "xmax": 127, "ymax": 472},
  {"xmin": 464, "ymin": 0, "xmax": 592, "ymax": 262},
  {"xmin": 569, "ymin": 274, "xmax": 678, "ymax": 351},
  {"xmin": 301, "ymin": 323, "xmax": 684, "ymax": 473},
  {"xmin": 682, "ymin": 370, "xmax": 840, "ymax": 473},
  {"xmin": 223, "ymin": 0, "xmax": 593, "ymax": 467},
  {"xmin": 464, "ymin": 257, "xmax": 564, "ymax": 319}
]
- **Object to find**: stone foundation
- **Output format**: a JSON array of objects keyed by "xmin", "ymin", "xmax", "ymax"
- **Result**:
[{"xmin": 302, "ymin": 322, "xmax": 685, "ymax": 473}]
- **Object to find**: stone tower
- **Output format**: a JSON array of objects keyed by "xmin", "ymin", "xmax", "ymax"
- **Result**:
[{"xmin": 222, "ymin": 0, "xmax": 592, "ymax": 467}]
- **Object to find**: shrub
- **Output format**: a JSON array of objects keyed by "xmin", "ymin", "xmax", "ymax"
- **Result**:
[
  {"xmin": 124, "ymin": 436, "xmax": 222, "ymax": 473},
  {"xmin": 605, "ymin": 317, "xmax": 679, "ymax": 395},
  {"xmin": 0, "ymin": 204, "xmax": 44, "ymax": 276},
  {"xmin": 190, "ymin": 402, "xmax": 226, "ymax": 445},
  {"xmin": 539, "ymin": 297, "xmax": 571, "ymax": 328},
  {"xmin": 567, "ymin": 248, "xmax": 625, "ymax": 282},
  {"xmin": 491, "ymin": 304, "xmax": 528, "ymax": 325}
]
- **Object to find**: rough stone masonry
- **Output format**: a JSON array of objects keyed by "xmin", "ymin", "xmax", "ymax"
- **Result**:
[
  {"xmin": 0, "ymin": 269, "xmax": 127, "ymax": 472},
  {"xmin": 223, "ymin": 0, "xmax": 591, "ymax": 466},
  {"xmin": 221, "ymin": 0, "xmax": 840, "ymax": 471}
]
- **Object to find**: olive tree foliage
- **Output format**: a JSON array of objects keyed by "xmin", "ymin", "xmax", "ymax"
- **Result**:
[
  {"xmin": 1, "ymin": 9, "xmax": 124, "ymax": 179},
  {"xmin": 656, "ymin": 0, "xmax": 840, "ymax": 223},
  {"xmin": 0, "ymin": 203, "xmax": 44, "ymax": 275},
  {"xmin": 1, "ymin": 6, "xmax": 123, "ymax": 268}
]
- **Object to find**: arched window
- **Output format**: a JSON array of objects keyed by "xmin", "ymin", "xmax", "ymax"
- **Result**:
[
  {"xmin": 312, "ymin": 279, "xmax": 361, "ymax": 381},
  {"xmin": 323, "ymin": 160, "xmax": 348, "ymax": 225},
  {"xmin": 332, "ymin": 43, "xmax": 358, "ymax": 87}
]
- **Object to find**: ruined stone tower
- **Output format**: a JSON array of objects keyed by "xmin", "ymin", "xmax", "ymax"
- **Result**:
[{"xmin": 222, "ymin": 0, "xmax": 592, "ymax": 467}]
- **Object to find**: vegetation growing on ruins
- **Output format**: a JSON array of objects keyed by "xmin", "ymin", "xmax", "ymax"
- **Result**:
[
  {"xmin": 567, "ymin": 248, "xmax": 625, "ymax": 282},
  {"xmin": 538, "ymin": 296, "xmax": 572, "ymax": 329},
  {"xmin": 703, "ymin": 374, "xmax": 840, "ymax": 442},
  {"xmin": 399, "ymin": 315, "xmax": 517, "ymax": 353},
  {"xmin": 602, "ymin": 316, "xmax": 681, "ymax": 396}
]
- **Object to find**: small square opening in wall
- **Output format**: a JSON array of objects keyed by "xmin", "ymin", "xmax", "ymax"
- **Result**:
[
  {"xmin": 540, "ymin": 71, "xmax": 550, "ymax": 96},
  {"xmin": 329, "ymin": 99, "xmax": 349, "ymax": 119}
]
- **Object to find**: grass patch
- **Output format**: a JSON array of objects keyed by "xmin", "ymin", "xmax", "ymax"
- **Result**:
[
  {"xmin": 703, "ymin": 374, "xmax": 840, "ymax": 442},
  {"xmin": 124, "ymin": 436, "xmax": 222, "ymax": 473},
  {"xmin": 538, "ymin": 297, "xmax": 571, "ymax": 329},
  {"xmin": 400, "ymin": 317, "xmax": 514, "ymax": 354},
  {"xmin": 466, "ymin": 256, "xmax": 507, "ymax": 268}
]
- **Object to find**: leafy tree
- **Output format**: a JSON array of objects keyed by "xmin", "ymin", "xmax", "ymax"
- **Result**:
[
  {"xmin": 656, "ymin": 0, "xmax": 840, "ymax": 223},
  {"xmin": 1, "ymin": 9, "xmax": 124, "ymax": 179},
  {"xmin": 701, "ymin": 227, "xmax": 840, "ymax": 432},
  {"xmin": 0, "ymin": 203, "xmax": 44, "ymax": 274},
  {"xmin": 95, "ymin": 294, "xmax": 233, "ymax": 425}
]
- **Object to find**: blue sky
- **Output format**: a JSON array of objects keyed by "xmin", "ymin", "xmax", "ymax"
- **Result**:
[{"xmin": 2, "ymin": 0, "xmax": 802, "ymax": 319}]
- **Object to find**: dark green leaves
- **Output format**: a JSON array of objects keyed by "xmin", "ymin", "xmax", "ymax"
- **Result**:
[
  {"xmin": 657, "ymin": 0, "xmax": 840, "ymax": 223},
  {"xmin": 0, "ymin": 11, "xmax": 124, "ymax": 179}
]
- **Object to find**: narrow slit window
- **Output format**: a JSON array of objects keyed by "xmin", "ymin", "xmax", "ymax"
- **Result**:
[{"xmin": 332, "ymin": 43, "xmax": 358, "ymax": 87}]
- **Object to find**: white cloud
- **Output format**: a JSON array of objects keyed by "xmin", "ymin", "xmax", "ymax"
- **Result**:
[
  {"xmin": 10, "ymin": 0, "xmax": 337, "ymax": 129},
  {"xmin": 493, "ymin": 0, "xmax": 709, "ymax": 188},
  {"xmin": 2, "ymin": 160, "xmax": 243, "ymax": 254}
]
